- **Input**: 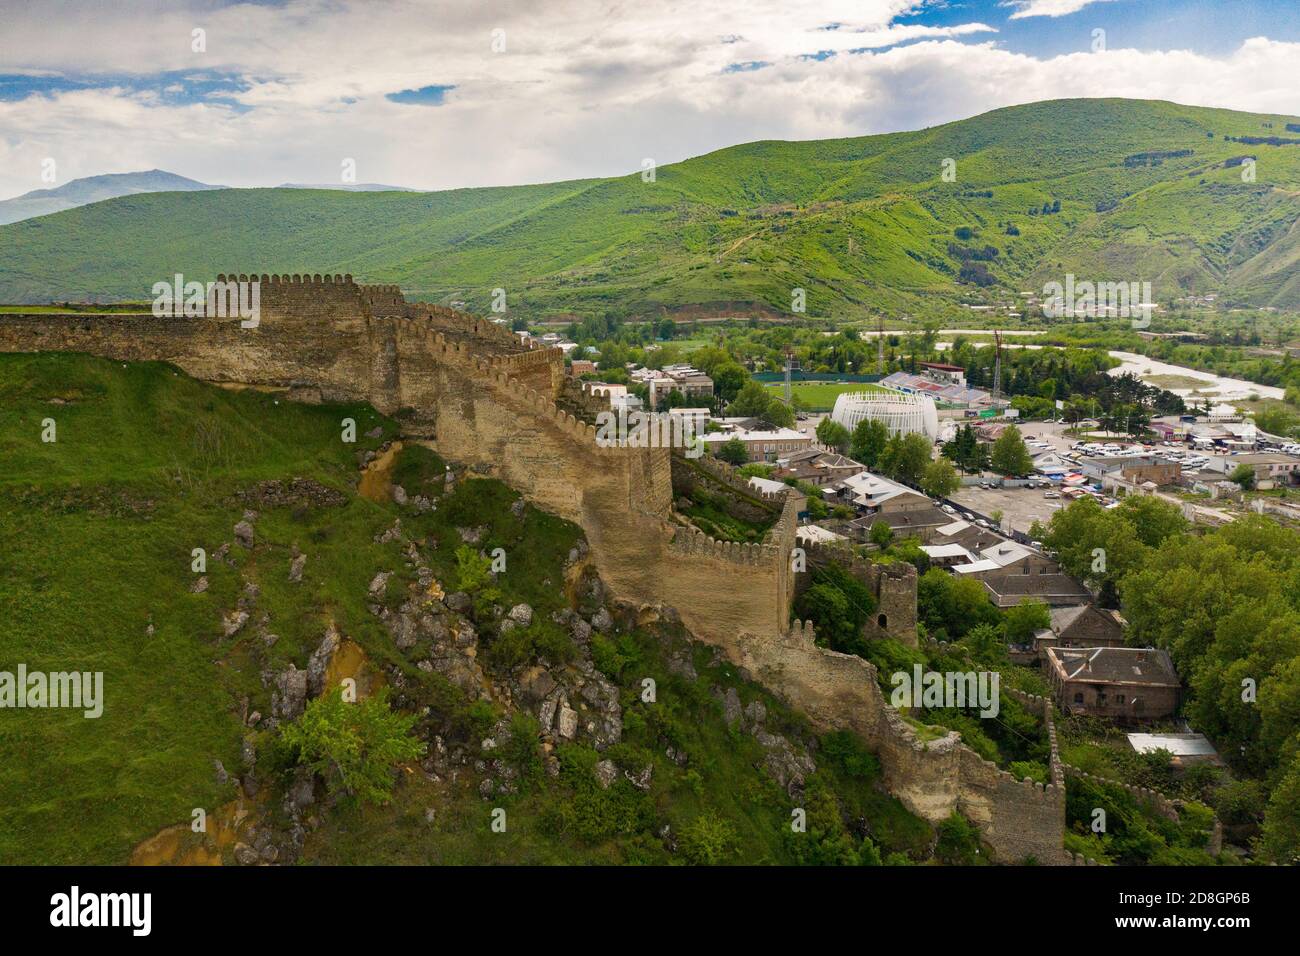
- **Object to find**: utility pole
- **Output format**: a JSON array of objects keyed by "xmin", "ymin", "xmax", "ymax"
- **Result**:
[
  {"xmin": 783, "ymin": 344, "xmax": 797, "ymax": 405},
  {"xmin": 876, "ymin": 314, "xmax": 885, "ymax": 376},
  {"xmin": 992, "ymin": 329, "xmax": 1003, "ymax": 402}
]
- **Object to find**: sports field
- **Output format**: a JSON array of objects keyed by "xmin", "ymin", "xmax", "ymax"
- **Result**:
[{"xmin": 763, "ymin": 380, "xmax": 887, "ymax": 411}]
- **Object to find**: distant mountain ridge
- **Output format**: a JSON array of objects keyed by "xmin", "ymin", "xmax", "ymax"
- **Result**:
[
  {"xmin": 2, "ymin": 99, "xmax": 1299, "ymax": 314},
  {"xmin": 277, "ymin": 183, "xmax": 417, "ymax": 192},
  {"xmin": 0, "ymin": 169, "xmax": 221, "ymax": 225}
]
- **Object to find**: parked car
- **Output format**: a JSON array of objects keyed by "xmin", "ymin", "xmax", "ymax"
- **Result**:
[{"xmin": 1044, "ymin": 491, "xmax": 1060, "ymax": 499}]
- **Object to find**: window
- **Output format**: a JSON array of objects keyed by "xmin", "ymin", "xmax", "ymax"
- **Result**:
[
  {"xmin": 1073, "ymin": 692, "xmax": 1084, "ymax": 704},
  {"xmin": 1115, "ymin": 694, "xmax": 1125, "ymax": 705}
]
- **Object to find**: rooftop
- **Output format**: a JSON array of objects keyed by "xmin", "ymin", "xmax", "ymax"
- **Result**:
[
  {"xmin": 1046, "ymin": 646, "xmax": 1179, "ymax": 687},
  {"xmin": 1127, "ymin": 733, "xmax": 1219, "ymax": 759}
]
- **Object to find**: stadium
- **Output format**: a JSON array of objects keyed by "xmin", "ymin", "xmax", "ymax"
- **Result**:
[{"xmin": 830, "ymin": 389, "xmax": 940, "ymax": 441}]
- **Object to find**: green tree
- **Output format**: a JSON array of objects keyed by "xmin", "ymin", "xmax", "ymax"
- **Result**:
[
  {"xmin": 869, "ymin": 521, "xmax": 894, "ymax": 547},
  {"xmin": 1034, "ymin": 496, "xmax": 1146, "ymax": 602},
  {"xmin": 711, "ymin": 362, "xmax": 749, "ymax": 403},
  {"xmin": 850, "ymin": 418, "xmax": 889, "ymax": 468},
  {"xmin": 726, "ymin": 379, "xmax": 773, "ymax": 418},
  {"xmin": 882, "ymin": 432, "xmax": 932, "ymax": 484},
  {"xmin": 1261, "ymin": 752, "xmax": 1300, "ymax": 863},
  {"xmin": 816, "ymin": 418, "xmax": 851, "ymax": 453},
  {"xmin": 679, "ymin": 811, "xmax": 738, "ymax": 865},
  {"xmin": 989, "ymin": 424, "xmax": 1033, "ymax": 476},
  {"xmin": 942, "ymin": 423, "xmax": 987, "ymax": 474},
  {"xmin": 763, "ymin": 399, "xmax": 796, "ymax": 429},
  {"xmin": 794, "ymin": 562, "xmax": 877, "ymax": 656},
  {"xmin": 717, "ymin": 436, "xmax": 749, "ymax": 466},
  {"xmin": 1003, "ymin": 599, "xmax": 1050, "ymax": 644},
  {"xmin": 1116, "ymin": 495, "xmax": 1188, "ymax": 547},
  {"xmin": 279, "ymin": 689, "xmax": 426, "ymax": 805},
  {"xmin": 1230, "ymin": 462, "xmax": 1256, "ymax": 490},
  {"xmin": 920, "ymin": 456, "xmax": 960, "ymax": 499}
]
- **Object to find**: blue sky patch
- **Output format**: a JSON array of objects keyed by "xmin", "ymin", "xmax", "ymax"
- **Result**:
[
  {"xmin": 0, "ymin": 70, "xmax": 252, "ymax": 109},
  {"xmin": 385, "ymin": 85, "xmax": 455, "ymax": 106}
]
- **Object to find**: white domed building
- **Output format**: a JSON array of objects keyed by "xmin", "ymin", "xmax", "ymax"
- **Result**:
[{"xmin": 831, "ymin": 389, "xmax": 940, "ymax": 441}]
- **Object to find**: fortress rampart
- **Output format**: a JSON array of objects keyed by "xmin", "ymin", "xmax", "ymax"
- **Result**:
[{"xmin": 0, "ymin": 272, "xmax": 1067, "ymax": 863}]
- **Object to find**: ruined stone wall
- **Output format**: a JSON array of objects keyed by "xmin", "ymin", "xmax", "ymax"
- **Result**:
[
  {"xmin": 796, "ymin": 541, "xmax": 918, "ymax": 646},
  {"xmin": 729, "ymin": 622, "xmax": 1069, "ymax": 863},
  {"xmin": 0, "ymin": 273, "xmax": 1067, "ymax": 863},
  {"xmin": 670, "ymin": 453, "xmax": 788, "ymax": 524}
]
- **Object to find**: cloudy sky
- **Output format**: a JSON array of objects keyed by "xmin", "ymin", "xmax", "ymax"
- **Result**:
[{"xmin": 1, "ymin": 0, "xmax": 1298, "ymax": 199}]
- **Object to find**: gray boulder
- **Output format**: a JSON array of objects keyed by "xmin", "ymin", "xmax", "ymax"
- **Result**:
[
  {"xmin": 272, "ymin": 665, "xmax": 308, "ymax": 720},
  {"xmin": 306, "ymin": 626, "xmax": 340, "ymax": 698},
  {"xmin": 368, "ymin": 571, "xmax": 392, "ymax": 597},
  {"xmin": 593, "ymin": 759, "xmax": 618, "ymax": 789}
]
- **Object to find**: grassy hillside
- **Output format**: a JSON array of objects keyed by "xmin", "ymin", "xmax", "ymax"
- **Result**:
[
  {"xmin": 2, "ymin": 99, "xmax": 1299, "ymax": 317},
  {"xmin": 0, "ymin": 354, "xmax": 938, "ymax": 865}
]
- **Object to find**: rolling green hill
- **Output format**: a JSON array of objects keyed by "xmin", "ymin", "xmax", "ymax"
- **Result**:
[
  {"xmin": 2, "ymin": 98, "xmax": 1299, "ymax": 318},
  {"xmin": 0, "ymin": 353, "xmax": 936, "ymax": 865}
]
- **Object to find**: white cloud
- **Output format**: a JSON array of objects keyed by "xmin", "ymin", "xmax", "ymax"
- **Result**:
[
  {"xmin": 1001, "ymin": 0, "xmax": 1119, "ymax": 19},
  {"xmin": 0, "ymin": 2, "xmax": 1296, "ymax": 200}
]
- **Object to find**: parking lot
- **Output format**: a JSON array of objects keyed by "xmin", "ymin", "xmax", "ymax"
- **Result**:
[{"xmin": 948, "ymin": 484, "xmax": 1066, "ymax": 537}]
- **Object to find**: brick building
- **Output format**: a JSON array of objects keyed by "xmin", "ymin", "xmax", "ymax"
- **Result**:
[{"xmin": 1046, "ymin": 646, "xmax": 1180, "ymax": 720}]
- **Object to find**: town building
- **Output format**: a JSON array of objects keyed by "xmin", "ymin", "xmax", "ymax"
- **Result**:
[
  {"xmin": 878, "ymin": 371, "xmax": 991, "ymax": 410},
  {"xmin": 1127, "ymin": 733, "xmax": 1222, "ymax": 768},
  {"xmin": 1032, "ymin": 604, "xmax": 1126, "ymax": 661},
  {"xmin": 630, "ymin": 363, "xmax": 715, "ymax": 408},
  {"xmin": 1046, "ymin": 646, "xmax": 1180, "ymax": 720},
  {"xmin": 831, "ymin": 389, "xmax": 941, "ymax": 440},
  {"xmin": 700, "ymin": 423, "xmax": 810, "ymax": 462},
  {"xmin": 771, "ymin": 448, "xmax": 864, "ymax": 486},
  {"xmin": 1204, "ymin": 452, "xmax": 1300, "ymax": 489},
  {"xmin": 918, "ymin": 361, "xmax": 967, "ymax": 387},
  {"xmin": 824, "ymin": 470, "xmax": 932, "ymax": 516}
]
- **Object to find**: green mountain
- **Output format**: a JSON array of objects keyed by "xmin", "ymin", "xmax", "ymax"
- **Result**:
[
  {"xmin": 2, "ymin": 99, "xmax": 1299, "ymax": 316},
  {"xmin": 0, "ymin": 168, "xmax": 220, "ymax": 226}
]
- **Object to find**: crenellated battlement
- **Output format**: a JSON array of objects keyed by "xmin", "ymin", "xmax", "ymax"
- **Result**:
[
  {"xmin": 0, "ymin": 266, "xmax": 1069, "ymax": 864},
  {"xmin": 216, "ymin": 272, "xmax": 356, "ymax": 285}
]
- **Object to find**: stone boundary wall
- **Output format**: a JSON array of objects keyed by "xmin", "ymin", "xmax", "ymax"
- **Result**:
[
  {"xmin": 731, "ymin": 619, "xmax": 1070, "ymax": 864},
  {"xmin": 0, "ymin": 272, "xmax": 1070, "ymax": 864},
  {"xmin": 798, "ymin": 540, "xmax": 918, "ymax": 645},
  {"xmin": 686, "ymin": 452, "xmax": 792, "ymax": 503},
  {"xmin": 1061, "ymin": 765, "xmax": 1181, "ymax": 821}
]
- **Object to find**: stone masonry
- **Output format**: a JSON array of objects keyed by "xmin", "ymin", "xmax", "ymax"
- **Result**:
[{"xmin": 0, "ymin": 273, "xmax": 1068, "ymax": 862}]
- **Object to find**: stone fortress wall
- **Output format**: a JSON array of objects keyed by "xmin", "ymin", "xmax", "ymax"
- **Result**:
[{"xmin": 0, "ymin": 273, "xmax": 1068, "ymax": 863}]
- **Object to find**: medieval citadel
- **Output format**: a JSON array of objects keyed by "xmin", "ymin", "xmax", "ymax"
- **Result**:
[{"xmin": 0, "ymin": 273, "xmax": 1077, "ymax": 864}]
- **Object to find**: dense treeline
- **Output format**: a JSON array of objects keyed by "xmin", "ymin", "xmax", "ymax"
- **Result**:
[{"xmin": 1034, "ymin": 497, "xmax": 1300, "ymax": 862}]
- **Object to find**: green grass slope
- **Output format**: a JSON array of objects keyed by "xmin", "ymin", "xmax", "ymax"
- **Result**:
[
  {"xmin": 0, "ymin": 355, "xmax": 936, "ymax": 865},
  {"xmin": 2, "ymin": 99, "xmax": 1298, "ymax": 316}
]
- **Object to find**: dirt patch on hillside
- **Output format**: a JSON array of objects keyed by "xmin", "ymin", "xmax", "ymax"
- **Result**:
[{"xmin": 359, "ymin": 441, "xmax": 403, "ymax": 503}]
